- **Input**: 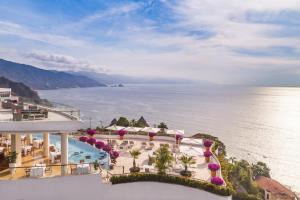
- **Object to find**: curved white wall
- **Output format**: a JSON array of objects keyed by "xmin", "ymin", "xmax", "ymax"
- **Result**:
[{"xmin": 0, "ymin": 174, "xmax": 232, "ymax": 200}]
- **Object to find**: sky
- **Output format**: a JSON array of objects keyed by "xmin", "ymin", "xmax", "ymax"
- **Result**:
[{"xmin": 0, "ymin": 0, "xmax": 300, "ymax": 85}]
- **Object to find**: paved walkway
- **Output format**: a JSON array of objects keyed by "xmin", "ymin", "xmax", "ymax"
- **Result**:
[{"xmin": 0, "ymin": 174, "xmax": 231, "ymax": 200}]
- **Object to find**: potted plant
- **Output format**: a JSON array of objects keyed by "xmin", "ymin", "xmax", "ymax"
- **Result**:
[
  {"xmin": 204, "ymin": 150, "xmax": 212, "ymax": 163},
  {"xmin": 110, "ymin": 151, "xmax": 119, "ymax": 165},
  {"xmin": 87, "ymin": 129, "xmax": 96, "ymax": 138},
  {"xmin": 87, "ymin": 138, "xmax": 96, "ymax": 146},
  {"xmin": 208, "ymin": 163, "xmax": 220, "ymax": 177},
  {"xmin": 154, "ymin": 145, "xmax": 173, "ymax": 174},
  {"xmin": 175, "ymin": 134, "xmax": 183, "ymax": 145},
  {"xmin": 211, "ymin": 176, "xmax": 224, "ymax": 186},
  {"xmin": 148, "ymin": 132, "xmax": 156, "ymax": 141},
  {"xmin": 79, "ymin": 136, "xmax": 88, "ymax": 142},
  {"xmin": 95, "ymin": 141, "xmax": 105, "ymax": 149},
  {"xmin": 117, "ymin": 130, "xmax": 127, "ymax": 140},
  {"xmin": 203, "ymin": 139, "xmax": 213, "ymax": 151},
  {"xmin": 179, "ymin": 155, "xmax": 196, "ymax": 177},
  {"xmin": 103, "ymin": 144, "xmax": 112, "ymax": 153},
  {"xmin": 7, "ymin": 151, "xmax": 18, "ymax": 175},
  {"xmin": 129, "ymin": 149, "xmax": 141, "ymax": 173}
]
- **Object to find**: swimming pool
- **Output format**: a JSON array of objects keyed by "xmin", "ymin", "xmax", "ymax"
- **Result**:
[{"xmin": 33, "ymin": 134, "xmax": 109, "ymax": 168}]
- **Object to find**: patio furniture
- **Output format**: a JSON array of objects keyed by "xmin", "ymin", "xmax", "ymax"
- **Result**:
[
  {"xmin": 22, "ymin": 145, "xmax": 32, "ymax": 156},
  {"xmin": 142, "ymin": 165, "xmax": 155, "ymax": 173},
  {"xmin": 50, "ymin": 151, "xmax": 61, "ymax": 163},
  {"xmin": 24, "ymin": 168, "xmax": 30, "ymax": 177},
  {"xmin": 145, "ymin": 146, "xmax": 153, "ymax": 151},
  {"xmin": 45, "ymin": 166, "xmax": 52, "ymax": 173},
  {"xmin": 0, "ymin": 146, "xmax": 5, "ymax": 153},
  {"xmin": 54, "ymin": 154, "xmax": 61, "ymax": 163},
  {"xmin": 33, "ymin": 139, "xmax": 43, "ymax": 148}
]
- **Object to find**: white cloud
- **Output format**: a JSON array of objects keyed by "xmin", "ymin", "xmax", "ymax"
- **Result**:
[
  {"xmin": 24, "ymin": 51, "xmax": 107, "ymax": 72},
  {"xmin": 1, "ymin": 1, "xmax": 300, "ymax": 85},
  {"xmin": 0, "ymin": 20, "xmax": 86, "ymax": 47}
]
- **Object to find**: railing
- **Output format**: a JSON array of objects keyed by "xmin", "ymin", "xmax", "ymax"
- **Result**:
[
  {"xmin": 0, "ymin": 102, "xmax": 80, "ymax": 121},
  {"xmin": 0, "ymin": 163, "xmax": 105, "ymax": 180}
]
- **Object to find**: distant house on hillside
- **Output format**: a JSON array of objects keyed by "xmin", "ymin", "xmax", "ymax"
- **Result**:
[{"xmin": 255, "ymin": 176, "xmax": 297, "ymax": 200}]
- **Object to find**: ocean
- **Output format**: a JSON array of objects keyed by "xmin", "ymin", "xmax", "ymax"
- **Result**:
[{"xmin": 38, "ymin": 84, "xmax": 300, "ymax": 194}]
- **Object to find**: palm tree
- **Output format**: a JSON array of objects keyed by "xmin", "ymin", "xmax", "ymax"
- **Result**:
[
  {"xmin": 155, "ymin": 145, "xmax": 173, "ymax": 174},
  {"xmin": 179, "ymin": 155, "xmax": 196, "ymax": 175},
  {"xmin": 129, "ymin": 149, "xmax": 141, "ymax": 172},
  {"xmin": 158, "ymin": 122, "xmax": 168, "ymax": 133}
]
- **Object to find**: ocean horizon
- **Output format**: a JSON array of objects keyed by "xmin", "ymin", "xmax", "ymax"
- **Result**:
[{"xmin": 38, "ymin": 84, "xmax": 300, "ymax": 194}]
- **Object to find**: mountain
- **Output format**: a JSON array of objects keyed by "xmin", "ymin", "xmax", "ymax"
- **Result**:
[
  {"xmin": 0, "ymin": 76, "xmax": 40, "ymax": 100},
  {"xmin": 69, "ymin": 71, "xmax": 198, "ymax": 85},
  {"xmin": 0, "ymin": 59, "xmax": 106, "ymax": 90}
]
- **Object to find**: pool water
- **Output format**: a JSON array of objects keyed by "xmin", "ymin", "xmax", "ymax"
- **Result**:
[{"xmin": 33, "ymin": 134, "xmax": 109, "ymax": 168}]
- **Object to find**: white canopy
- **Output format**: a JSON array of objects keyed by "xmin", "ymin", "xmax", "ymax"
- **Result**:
[
  {"xmin": 124, "ymin": 126, "xmax": 142, "ymax": 132},
  {"xmin": 166, "ymin": 130, "xmax": 185, "ymax": 135},
  {"xmin": 140, "ymin": 127, "xmax": 160, "ymax": 133},
  {"xmin": 106, "ymin": 125, "xmax": 125, "ymax": 131}
]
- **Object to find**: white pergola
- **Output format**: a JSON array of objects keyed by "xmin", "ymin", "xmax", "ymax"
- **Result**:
[
  {"xmin": 106, "ymin": 125, "xmax": 125, "ymax": 131},
  {"xmin": 166, "ymin": 130, "xmax": 185, "ymax": 135},
  {"xmin": 140, "ymin": 127, "xmax": 161, "ymax": 133},
  {"xmin": 123, "ymin": 127, "xmax": 142, "ymax": 132}
]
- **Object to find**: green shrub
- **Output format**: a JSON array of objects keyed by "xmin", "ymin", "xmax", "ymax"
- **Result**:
[{"xmin": 110, "ymin": 173, "xmax": 232, "ymax": 196}]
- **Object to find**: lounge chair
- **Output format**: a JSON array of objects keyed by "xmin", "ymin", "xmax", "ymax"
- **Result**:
[{"xmin": 45, "ymin": 166, "xmax": 52, "ymax": 173}]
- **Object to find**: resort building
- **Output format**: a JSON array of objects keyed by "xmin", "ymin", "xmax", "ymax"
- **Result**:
[
  {"xmin": 0, "ymin": 90, "xmax": 81, "ymax": 176},
  {"xmin": 0, "ymin": 88, "xmax": 231, "ymax": 200},
  {"xmin": 255, "ymin": 176, "xmax": 297, "ymax": 200}
]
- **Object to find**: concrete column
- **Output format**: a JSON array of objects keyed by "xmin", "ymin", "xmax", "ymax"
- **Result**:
[
  {"xmin": 61, "ymin": 133, "xmax": 68, "ymax": 176},
  {"xmin": 26, "ymin": 133, "xmax": 33, "ymax": 145},
  {"xmin": 11, "ymin": 134, "xmax": 22, "ymax": 166},
  {"xmin": 43, "ymin": 133, "xmax": 49, "ymax": 158}
]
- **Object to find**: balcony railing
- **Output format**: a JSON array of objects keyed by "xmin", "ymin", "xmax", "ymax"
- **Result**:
[{"xmin": 0, "ymin": 101, "xmax": 80, "ymax": 122}]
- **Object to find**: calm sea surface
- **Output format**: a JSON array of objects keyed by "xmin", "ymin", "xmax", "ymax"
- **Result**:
[{"xmin": 38, "ymin": 84, "xmax": 300, "ymax": 193}]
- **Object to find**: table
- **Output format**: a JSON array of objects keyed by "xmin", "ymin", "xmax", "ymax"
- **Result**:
[
  {"xmin": 75, "ymin": 164, "xmax": 90, "ymax": 175},
  {"xmin": 142, "ymin": 165, "xmax": 155, "ymax": 172},
  {"xmin": 50, "ymin": 151, "xmax": 61, "ymax": 163},
  {"xmin": 33, "ymin": 139, "xmax": 43, "ymax": 148},
  {"xmin": 1, "ymin": 140, "xmax": 11, "ymax": 146},
  {"xmin": 0, "ymin": 147, "xmax": 5, "ymax": 153},
  {"xmin": 22, "ymin": 145, "xmax": 32, "ymax": 155}
]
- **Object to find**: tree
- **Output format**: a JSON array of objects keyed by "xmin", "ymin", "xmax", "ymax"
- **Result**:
[
  {"xmin": 155, "ymin": 145, "xmax": 173, "ymax": 174},
  {"xmin": 109, "ymin": 118, "xmax": 117, "ymax": 126},
  {"xmin": 136, "ymin": 116, "xmax": 149, "ymax": 127},
  {"xmin": 251, "ymin": 161, "xmax": 270, "ymax": 178},
  {"xmin": 179, "ymin": 155, "xmax": 196, "ymax": 176},
  {"xmin": 129, "ymin": 149, "xmax": 141, "ymax": 172},
  {"xmin": 130, "ymin": 119, "xmax": 137, "ymax": 127},
  {"xmin": 158, "ymin": 122, "xmax": 168, "ymax": 133},
  {"xmin": 116, "ymin": 117, "xmax": 130, "ymax": 127}
]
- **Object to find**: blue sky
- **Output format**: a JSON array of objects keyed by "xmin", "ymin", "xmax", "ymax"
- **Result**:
[{"xmin": 0, "ymin": 0, "xmax": 300, "ymax": 85}]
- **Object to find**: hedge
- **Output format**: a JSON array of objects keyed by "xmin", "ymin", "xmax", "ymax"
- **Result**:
[{"xmin": 110, "ymin": 173, "xmax": 232, "ymax": 196}]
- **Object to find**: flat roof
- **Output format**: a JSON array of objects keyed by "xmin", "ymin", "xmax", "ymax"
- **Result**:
[
  {"xmin": 0, "ymin": 103, "xmax": 82, "ymax": 133},
  {"xmin": 0, "ymin": 88, "xmax": 11, "ymax": 92}
]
